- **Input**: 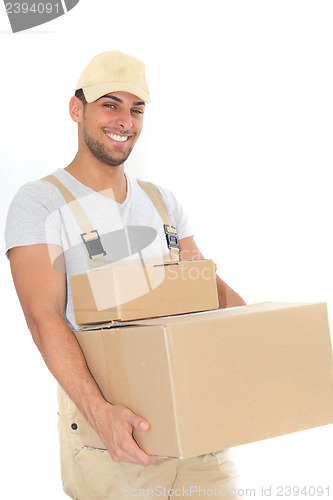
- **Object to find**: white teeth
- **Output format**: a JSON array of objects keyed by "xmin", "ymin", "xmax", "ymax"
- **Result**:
[{"xmin": 105, "ymin": 132, "xmax": 128, "ymax": 142}]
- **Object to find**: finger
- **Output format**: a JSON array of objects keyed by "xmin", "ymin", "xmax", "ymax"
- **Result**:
[
  {"xmin": 115, "ymin": 432, "xmax": 161, "ymax": 466},
  {"xmin": 128, "ymin": 413, "xmax": 150, "ymax": 432}
]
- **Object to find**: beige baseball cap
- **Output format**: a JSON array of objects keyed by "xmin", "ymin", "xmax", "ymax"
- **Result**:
[{"xmin": 75, "ymin": 50, "xmax": 150, "ymax": 104}]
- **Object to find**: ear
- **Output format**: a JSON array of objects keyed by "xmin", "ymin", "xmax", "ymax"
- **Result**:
[{"xmin": 69, "ymin": 96, "xmax": 84, "ymax": 123}]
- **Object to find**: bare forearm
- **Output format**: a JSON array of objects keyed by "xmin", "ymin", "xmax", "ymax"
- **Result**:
[
  {"xmin": 29, "ymin": 310, "xmax": 107, "ymax": 428},
  {"xmin": 216, "ymin": 274, "xmax": 246, "ymax": 308},
  {"xmin": 9, "ymin": 245, "xmax": 157, "ymax": 465},
  {"xmin": 179, "ymin": 237, "xmax": 246, "ymax": 308}
]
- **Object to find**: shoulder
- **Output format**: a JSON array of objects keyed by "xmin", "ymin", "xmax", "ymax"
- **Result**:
[
  {"xmin": 7, "ymin": 168, "xmax": 89, "ymax": 215},
  {"xmin": 5, "ymin": 170, "xmax": 70, "ymax": 256},
  {"xmin": 133, "ymin": 177, "xmax": 182, "ymax": 209},
  {"xmin": 8, "ymin": 170, "xmax": 68, "ymax": 211},
  {"xmin": 132, "ymin": 177, "xmax": 193, "ymax": 239},
  {"xmin": 5, "ymin": 169, "xmax": 73, "ymax": 249}
]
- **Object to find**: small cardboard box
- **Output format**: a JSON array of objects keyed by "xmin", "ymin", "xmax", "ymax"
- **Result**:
[
  {"xmin": 74, "ymin": 302, "xmax": 333, "ymax": 458},
  {"xmin": 71, "ymin": 259, "xmax": 219, "ymax": 325}
]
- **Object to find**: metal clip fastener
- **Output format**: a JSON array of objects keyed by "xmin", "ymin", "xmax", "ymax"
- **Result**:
[
  {"xmin": 80, "ymin": 230, "xmax": 106, "ymax": 259},
  {"xmin": 164, "ymin": 224, "xmax": 180, "ymax": 250}
]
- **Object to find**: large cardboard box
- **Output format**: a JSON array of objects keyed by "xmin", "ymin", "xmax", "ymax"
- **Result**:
[
  {"xmin": 74, "ymin": 302, "xmax": 333, "ymax": 458},
  {"xmin": 71, "ymin": 259, "xmax": 219, "ymax": 325}
]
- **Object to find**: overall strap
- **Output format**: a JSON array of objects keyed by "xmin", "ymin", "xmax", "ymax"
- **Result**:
[
  {"xmin": 42, "ymin": 175, "xmax": 106, "ymax": 269},
  {"xmin": 136, "ymin": 179, "xmax": 180, "ymax": 263}
]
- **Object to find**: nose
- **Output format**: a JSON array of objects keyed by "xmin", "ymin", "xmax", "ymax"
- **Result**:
[{"xmin": 115, "ymin": 108, "xmax": 133, "ymax": 131}]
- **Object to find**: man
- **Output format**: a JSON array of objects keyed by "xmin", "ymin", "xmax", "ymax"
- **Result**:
[{"xmin": 5, "ymin": 51, "xmax": 246, "ymax": 499}]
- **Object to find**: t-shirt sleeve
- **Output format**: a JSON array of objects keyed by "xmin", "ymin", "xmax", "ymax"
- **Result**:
[
  {"xmin": 155, "ymin": 184, "xmax": 193, "ymax": 240},
  {"xmin": 5, "ymin": 182, "xmax": 62, "ymax": 258}
]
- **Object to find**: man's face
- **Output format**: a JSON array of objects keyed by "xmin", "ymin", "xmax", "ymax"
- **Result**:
[{"xmin": 79, "ymin": 91, "xmax": 145, "ymax": 167}]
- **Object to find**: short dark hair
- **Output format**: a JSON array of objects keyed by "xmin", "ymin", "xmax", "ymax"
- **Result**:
[{"xmin": 75, "ymin": 88, "xmax": 87, "ymax": 106}]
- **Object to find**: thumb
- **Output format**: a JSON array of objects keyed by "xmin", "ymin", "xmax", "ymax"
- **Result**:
[{"xmin": 131, "ymin": 415, "xmax": 150, "ymax": 432}]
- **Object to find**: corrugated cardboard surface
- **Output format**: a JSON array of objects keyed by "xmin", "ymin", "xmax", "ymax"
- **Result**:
[
  {"xmin": 71, "ymin": 259, "xmax": 219, "ymax": 324},
  {"xmin": 75, "ymin": 324, "xmax": 181, "ymax": 457},
  {"xmin": 74, "ymin": 302, "xmax": 333, "ymax": 458}
]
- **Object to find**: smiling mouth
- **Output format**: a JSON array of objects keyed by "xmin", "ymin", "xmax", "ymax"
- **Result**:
[{"xmin": 104, "ymin": 131, "xmax": 129, "ymax": 142}]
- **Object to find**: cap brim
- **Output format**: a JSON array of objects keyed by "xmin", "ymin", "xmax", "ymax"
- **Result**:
[{"xmin": 82, "ymin": 82, "xmax": 151, "ymax": 104}]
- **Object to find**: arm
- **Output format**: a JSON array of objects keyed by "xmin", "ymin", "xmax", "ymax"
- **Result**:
[
  {"xmin": 8, "ymin": 244, "xmax": 159, "ymax": 466},
  {"xmin": 179, "ymin": 236, "xmax": 246, "ymax": 308}
]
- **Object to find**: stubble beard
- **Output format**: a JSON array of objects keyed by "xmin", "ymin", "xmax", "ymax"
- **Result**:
[{"xmin": 82, "ymin": 128, "xmax": 134, "ymax": 167}]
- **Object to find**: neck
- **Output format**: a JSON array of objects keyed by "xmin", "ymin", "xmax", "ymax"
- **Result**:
[{"xmin": 65, "ymin": 152, "xmax": 127, "ymax": 203}]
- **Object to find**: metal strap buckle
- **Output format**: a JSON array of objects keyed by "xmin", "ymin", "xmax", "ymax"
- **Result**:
[
  {"xmin": 164, "ymin": 224, "xmax": 180, "ymax": 250},
  {"xmin": 80, "ymin": 230, "xmax": 106, "ymax": 259}
]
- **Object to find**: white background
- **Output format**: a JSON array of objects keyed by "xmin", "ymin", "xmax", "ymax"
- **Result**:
[{"xmin": 1, "ymin": 1, "xmax": 332, "ymax": 498}]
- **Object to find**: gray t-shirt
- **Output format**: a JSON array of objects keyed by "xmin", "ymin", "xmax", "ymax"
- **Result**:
[{"xmin": 5, "ymin": 168, "xmax": 193, "ymax": 329}]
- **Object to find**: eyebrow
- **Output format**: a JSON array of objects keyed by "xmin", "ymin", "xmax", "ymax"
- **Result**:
[{"xmin": 100, "ymin": 95, "xmax": 145, "ymax": 106}]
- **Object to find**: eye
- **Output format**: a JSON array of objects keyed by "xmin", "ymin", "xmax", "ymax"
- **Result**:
[
  {"xmin": 103, "ymin": 103, "xmax": 116, "ymax": 109},
  {"xmin": 131, "ymin": 108, "xmax": 144, "ymax": 115}
]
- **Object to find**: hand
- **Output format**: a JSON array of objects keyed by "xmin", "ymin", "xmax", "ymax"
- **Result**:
[{"xmin": 94, "ymin": 402, "xmax": 161, "ymax": 466}]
